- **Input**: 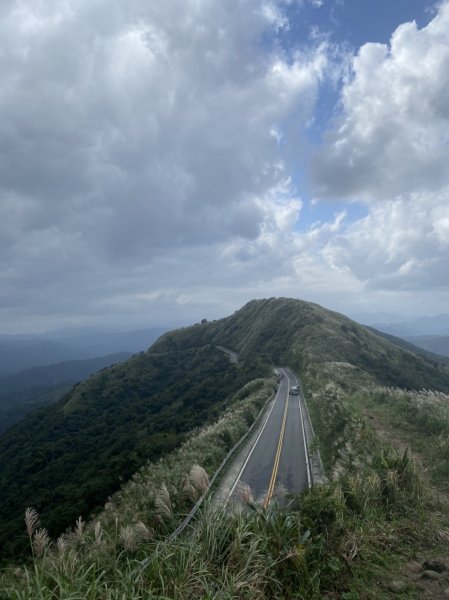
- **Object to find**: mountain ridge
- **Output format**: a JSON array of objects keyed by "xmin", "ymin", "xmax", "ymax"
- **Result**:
[{"xmin": 2, "ymin": 297, "xmax": 449, "ymax": 563}]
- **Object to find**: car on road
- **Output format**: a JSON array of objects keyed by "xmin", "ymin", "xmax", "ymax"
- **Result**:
[{"xmin": 289, "ymin": 385, "xmax": 300, "ymax": 395}]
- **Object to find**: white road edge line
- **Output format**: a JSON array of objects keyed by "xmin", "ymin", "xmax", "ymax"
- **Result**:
[
  {"xmin": 291, "ymin": 369, "xmax": 312, "ymax": 489},
  {"xmin": 226, "ymin": 368, "xmax": 285, "ymax": 502}
]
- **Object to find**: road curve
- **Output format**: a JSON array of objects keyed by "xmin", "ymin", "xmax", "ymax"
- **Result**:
[{"xmin": 228, "ymin": 368, "xmax": 311, "ymax": 505}]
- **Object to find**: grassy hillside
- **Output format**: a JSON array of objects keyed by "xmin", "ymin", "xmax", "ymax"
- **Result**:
[
  {"xmin": 2, "ymin": 346, "xmax": 448, "ymax": 598},
  {"xmin": 2, "ymin": 297, "xmax": 449, "ymax": 597},
  {"xmin": 154, "ymin": 298, "xmax": 449, "ymax": 392},
  {"xmin": 0, "ymin": 345, "xmax": 268, "ymax": 562}
]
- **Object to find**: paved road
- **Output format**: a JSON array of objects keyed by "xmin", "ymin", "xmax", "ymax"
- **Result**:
[
  {"xmin": 216, "ymin": 346, "xmax": 239, "ymax": 364},
  {"xmin": 228, "ymin": 367, "xmax": 311, "ymax": 505}
]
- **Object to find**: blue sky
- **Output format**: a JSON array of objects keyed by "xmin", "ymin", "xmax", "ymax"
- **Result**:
[
  {"xmin": 0, "ymin": 0, "xmax": 448, "ymax": 331},
  {"xmin": 280, "ymin": 0, "xmax": 439, "ymax": 229},
  {"xmin": 285, "ymin": 0, "xmax": 435, "ymax": 48}
]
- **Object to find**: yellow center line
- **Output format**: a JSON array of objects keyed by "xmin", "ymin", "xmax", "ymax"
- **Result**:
[{"xmin": 264, "ymin": 383, "xmax": 289, "ymax": 508}]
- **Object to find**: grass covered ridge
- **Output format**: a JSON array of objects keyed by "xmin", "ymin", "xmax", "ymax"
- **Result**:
[{"xmin": 2, "ymin": 371, "xmax": 447, "ymax": 598}]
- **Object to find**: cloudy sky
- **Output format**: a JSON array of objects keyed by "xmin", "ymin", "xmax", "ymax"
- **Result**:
[{"xmin": 1, "ymin": 0, "xmax": 448, "ymax": 332}]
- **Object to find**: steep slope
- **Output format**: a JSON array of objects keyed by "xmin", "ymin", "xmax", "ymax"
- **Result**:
[
  {"xmin": 0, "ymin": 352, "xmax": 131, "ymax": 435},
  {"xmin": 2, "ymin": 297, "xmax": 449, "ymax": 565},
  {"xmin": 0, "ymin": 345, "xmax": 267, "ymax": 562},
  {"xmin": 153, "ymin": 298, "xmax": 449, "ymax": 392}
]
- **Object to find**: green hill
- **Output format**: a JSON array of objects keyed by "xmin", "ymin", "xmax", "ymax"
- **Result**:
[
  {"xmin": 0, "ymin": 345, "xmax": 267, "ymax": 562},
  {"xmin": 154, "ymin": 297, "xmax": 449, "ymax": 392},
  {"xmin": 0, "ymin": 353, "xmax": 132, "ymax": 434},
  {"xmin": 2, "ymin": 297, "xmax": 449, "ymax": 565}
]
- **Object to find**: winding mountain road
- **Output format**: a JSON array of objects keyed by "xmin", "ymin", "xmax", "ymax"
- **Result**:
[{"xmin": 227, "ymin": 367, "xmax": 311, "ymax": 505}]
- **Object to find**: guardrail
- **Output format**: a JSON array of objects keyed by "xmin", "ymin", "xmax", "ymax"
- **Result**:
[
  {"xmin": 137, "ymin": 385, "xmax": 277, "ymax": 573},
  {"xmin": 295, "ymin": 376, "xmax": 326, "ymax": 485},
  {"xmin": 168, "ymin": 385, "xmax": 276, "ymax": 540}
]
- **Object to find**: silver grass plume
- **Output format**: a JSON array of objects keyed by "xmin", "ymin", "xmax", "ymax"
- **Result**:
[
  {"xmin": 119, "ymin": 525, "xmax": 137, "ymax": 553},
  {"xmin": 182, "ymin": 475, "xmax": 198, "ymax": 502},
  {"xmin": 119, "ymin": 522, "xmax": 152, "ymax": 553},
  {"xmin": 189, "ymin": 464, "xmax": 209, "ymax": 494},
  {"xmin": 154, "ymin": 483, "xmax": 172, "ymax": 519},
  {"xmin": 33, "ymin": 528, "xmax": 51, "ymax": 557},
  {"xmin": 134, "ymin": 521, "xmax": 152, "ymax": 541},
  {"xmin": 25, "ymin": 507, "xmax": 40, "ymax": 539},
  {"xmin": 75, "ymin": 516, "xmax": 85, "ymax": 538},
  {"xmin": 236, "ymin": 481, "xmax": 254, "ymax": 504},
  {"xmin": 94, "ymin": 521, "xmax": 103, "ymax": 545},
  {"xmin": 273, "ymin": 483, "xmax": 287, "ymax": 502},
  {"xmin": 56, "ymin": 535, "xmax": 67, "ymax": 556}
]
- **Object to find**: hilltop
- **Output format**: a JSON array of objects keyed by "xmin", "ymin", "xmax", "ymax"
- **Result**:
[
  {"xmin": 154, "ymin": 297, "xmax": 449, "ymax": 392},
  {"xmin": 1, "ymin": 297, "xmax": 449, "ymax": 574}
]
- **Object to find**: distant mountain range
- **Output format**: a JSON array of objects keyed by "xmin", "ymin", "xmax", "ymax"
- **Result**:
[
  {"xmin": 369, "ymin": 314, "xmax": 449, "ymax": 337},
  {"xmin": 403, "ymin": 334, "xmax": 449, "ymax": 358},
  {"xmin": 367, "ymin": 315, "xmax": 449, "ymax": 358},
  {"xmin": 0, "ymin": 352, "xmax": 132, "ymax": 435},
  {"xmin": 0, "ymin": 327, "xmax": 167, "ymax": 375}
]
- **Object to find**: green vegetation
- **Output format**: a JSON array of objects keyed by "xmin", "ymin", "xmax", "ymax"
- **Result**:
[
  {"xmin": 1, "ymin": 368, "xmax": 444, "ymax": 599},
  {"xmin": 0, "ymin": 382, "xmax": 73, "ymax": 435},
  {"xmin": 0, "ymin": 345, "xmax": 269, "ymax": 562},
  {"xmin": 154, "ymin": 298, "xmax": 449, "ymax": 392},
  {"xmin": 2, "ymin": 297, "xmax": 449, "ymax": 597},
  {"xmin": 0, "ymin": 353, "xmax": 131, "ymax": 435},
  {"xmin": 352, "ymin": 386, "xmax": 449, "ymax": 492}
]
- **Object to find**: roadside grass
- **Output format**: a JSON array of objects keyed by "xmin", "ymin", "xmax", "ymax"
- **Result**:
[
  {"xmin": 351, "ymin": 386, "xmax": 449, "ymax": 494},
  {"xmin": 2, "ymin": 371, "xmax": 446, "ymax": 599}
]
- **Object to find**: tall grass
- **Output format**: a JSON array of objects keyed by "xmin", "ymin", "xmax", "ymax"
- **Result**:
[
  {"xmin": 1, "ymin": 375, "xmax": 438, "ymax": 599},
  {"xmin": 352, "ymin": 385, "xmax": 449, "ymax": 492}
]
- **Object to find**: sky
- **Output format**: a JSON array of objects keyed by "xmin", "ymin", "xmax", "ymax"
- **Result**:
[{"xmin": 1, "ymin": 0, "xmax": 449, "ymax": 333}]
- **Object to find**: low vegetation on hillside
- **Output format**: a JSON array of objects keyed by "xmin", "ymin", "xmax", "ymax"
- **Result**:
[
  {"xmin": 0, "ymin": 345, "xmax": 269, "ymax": 562},
  {"xmin": 2, "ymin": 365, "xmax": 447, "ymax": 598},
  {"xmin": 2, "ymin": 298, "xmax": 449, "ymax": 597},
  {"xmin": 352, "ymin": 385, "xmax": 449, "ymax": 492},
  {"xmin": 154, "ymin": 298, "xmax": 449, "ymax": 392}
]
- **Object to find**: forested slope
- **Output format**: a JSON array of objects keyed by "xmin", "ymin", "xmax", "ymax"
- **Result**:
[
  {"xmin": 0, "ymin": 345, "xmax": 268, "ymax": 562},
  {"xmin": 0, "ymin": 353, "xmax": 131, "ymax": 434}
]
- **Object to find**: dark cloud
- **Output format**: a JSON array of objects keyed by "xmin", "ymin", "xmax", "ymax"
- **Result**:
[{"xmin": 0, "ymin": 0, "xmax": 327, "ymax": 329}]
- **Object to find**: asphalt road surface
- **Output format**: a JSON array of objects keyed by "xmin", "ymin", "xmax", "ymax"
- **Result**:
[{"xmin": 228, "ymin": 367, "xmax": 311, "ymax": 505}]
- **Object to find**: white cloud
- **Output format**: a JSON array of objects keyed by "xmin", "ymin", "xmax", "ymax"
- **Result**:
[
  {"xmin": 0, "ymin": 0, "xmax": 331, "ymax": 329},
  {"xmin": 312, "ymin": 2, "xmax": 449, "ymax": 201},
  {"xmin": 304, "ymin": 2, "xmax": 449, "ymax": 304},
  {"xmin": 3, "ymin": 0, "xmax": 449, "ymax": 331},
  {"xmin": 320, "ymin": 189, "xmax": 449, "ymax": 290}
]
